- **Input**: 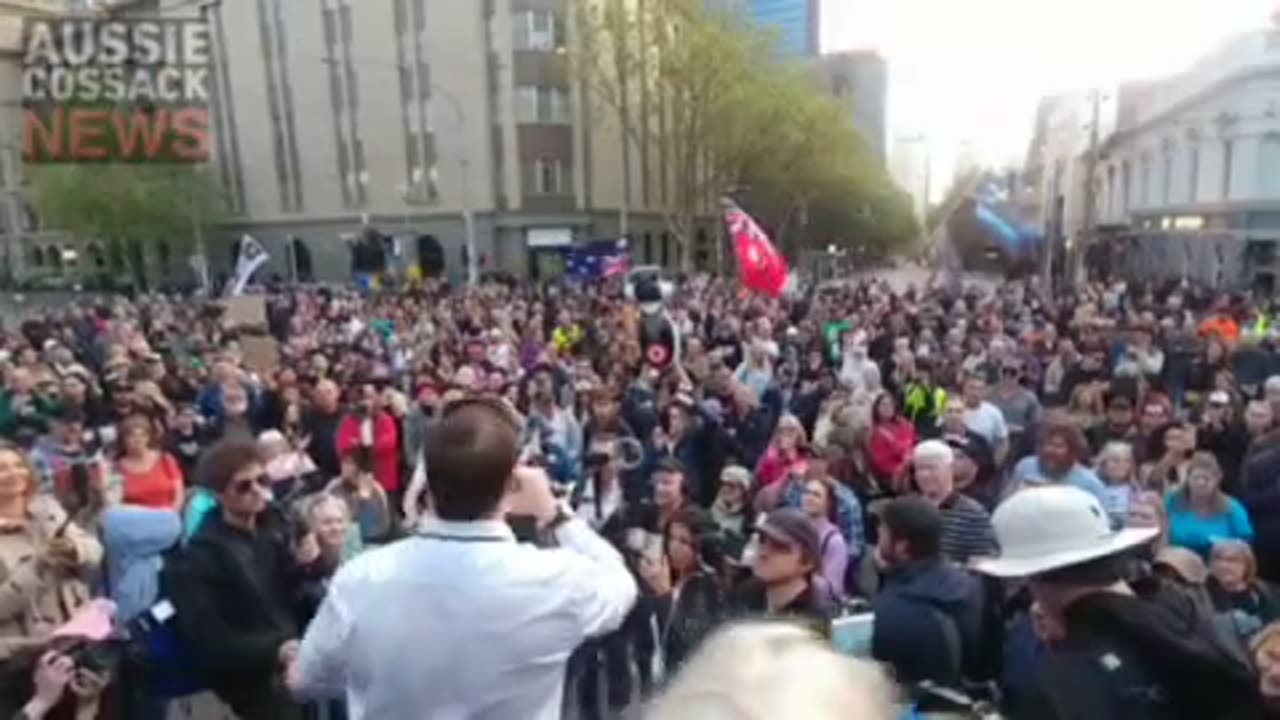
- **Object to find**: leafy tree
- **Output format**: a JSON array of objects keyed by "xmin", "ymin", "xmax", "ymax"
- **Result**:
[
  {"xmin": 572, "ymin": 0, "xmax": 778, "ymax": 271},
  {"xmin": 573, "ymin": 0, "xmax": 917, "ymax": 270},
  {"xmin": 29, "ymin": 163, "xmax": 224, "ymax": 289}
]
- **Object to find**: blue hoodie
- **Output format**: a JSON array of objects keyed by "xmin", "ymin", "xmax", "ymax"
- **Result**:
[
  {"xmin": 101, "ymin": 505, "xmax": 182, "ymax": 621},
  {"xmin": 871, "ymin": 558, "xmax": 983, "ymax": 685}
]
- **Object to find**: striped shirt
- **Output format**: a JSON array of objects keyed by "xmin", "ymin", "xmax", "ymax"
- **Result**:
[{"xmin": 939, "ymin": 492, "xmax": 999, "ymax": 564}]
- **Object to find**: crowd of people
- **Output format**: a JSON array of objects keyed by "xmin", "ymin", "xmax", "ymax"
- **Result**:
[{"xmin": 1, "ymin": 272, "xmax": 1280, "ymax": 718}]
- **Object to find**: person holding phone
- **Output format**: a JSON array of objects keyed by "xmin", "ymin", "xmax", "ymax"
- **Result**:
[{"xmin": 288, "ymin": 398, "xmax": 636, "ymax": 720}]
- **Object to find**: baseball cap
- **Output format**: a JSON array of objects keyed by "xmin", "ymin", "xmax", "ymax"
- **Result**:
[
  {"xmin": 755, "ymin": 508, "xmax": 820, "ymax": 564},
  {"xmin": 945, "ymin": 432, "xmax": 993, "ymax": 470}
]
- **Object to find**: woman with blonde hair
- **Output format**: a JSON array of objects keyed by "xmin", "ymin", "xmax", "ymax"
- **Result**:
[
  {"xmin": 1166, "ymin": 452, "xmax": 1253, "ymax": 558},
  {"xmin": 644, "ymin": 621, "xmax": 895, "ymax": 720},
  {"xmin": 0, "ymin": 443, "xmax": 102, "ymax": 659},
  {"xmin": 1126, "ymin": 490, "xmax": 1170, "ymax": 551},
  {"xmin": 1095, "ymin": 440, "xmax": 1140, "ymax": 525},
  {"xmin": 1208, "ymin": 539, "xmax": 1278, "ymax": 642},
  {"xmin": 754, "ymin": 414, "xmax": 808, "ymax": 489}
]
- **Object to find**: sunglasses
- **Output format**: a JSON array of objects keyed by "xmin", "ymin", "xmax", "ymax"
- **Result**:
[{"xmin": 230, "ymin": 474, "xmax": 271, "ymax": 496}]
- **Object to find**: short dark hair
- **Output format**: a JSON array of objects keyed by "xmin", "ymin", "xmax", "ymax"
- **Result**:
[
  {"xmin": 196, "ymin": 439, "xmax": 262, "ymax": 493},
  {"xmin": 879, "ymin": 496, "xmax": 943, "ymax": 560},
  {"xmin": 425, "ymin": 399, "xmax": 519, "ymax": 521},
  {"xmin": 653, "ymin": 457, "xmax": 686, "ymax": 478}
]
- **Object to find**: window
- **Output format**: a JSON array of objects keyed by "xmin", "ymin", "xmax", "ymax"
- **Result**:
[
  {"xmin": 406, "ymin": 100, "xmax": 433, "ymax": 132},
  {"xmin": 412, "ymin": 0, "xmax": 426, "ymax": 32},
  {"xmin": 1188, "ymin": 145, "xmax": 1200, "ymax": 202},
  {"xmin": 530, "ymin": 158, "xmax": 570, "ymax": 194},
  {"xmin": 322, "ymin": 6, "xmax": 336, "ymax": 47},
  {"xmin": 513, "ymin": 10, "xmax": 559, "ymax": 51},
  {"xmin": 1121, "ymin": 160, "xmax": 1131, "ymax": 213},
  {"xmin": 409, "ymin": 164, "xmax": 439, "ymax": 200},
  {"xmin": 1105, "ymin": 165, "xmax": 1115, "ymax": 217},
  {"xmin": 394, "ymin": 0, "xmax": 407, "ymax": 32},
  {"xmin": 514, "ymin": 86, "xmax": 570, "ymax": 124},
  {"xmin": 1140, "ymin": 154, "xmax": 1151, "ymax": 206},
  {"xmin": 1221, "ymin": 138, "xmax": 1234, "ymax": 200},
  {"xmin": 1260, "ymin": 135, "xmax": 1280, "ymax": 196},
  {"xmin": 338, "ymin": 4, "xmax": 354, "ymax": 45},
  {"xmin": 1161, "ymin": 151, "xmax": 1173, "ymax": 204}
]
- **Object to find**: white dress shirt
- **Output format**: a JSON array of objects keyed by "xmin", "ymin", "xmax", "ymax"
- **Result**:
[{"xmin": 294, "ymin": 515, "xmax": 638, "ymax": 720}]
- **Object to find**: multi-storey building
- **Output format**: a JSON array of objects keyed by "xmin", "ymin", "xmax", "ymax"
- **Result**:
[
  {"xmin": 0, "ymin": 0, "xmax": 704, "ymax": 284},
  {"xmin": 817, "ymin": 50, "xmax": 887, "ymax": 164},
  {"xmin": 1093, "ymin": 24, "xmax": 1280, "ymax": 289},
  {"xmin": 744, "ymin": 0, "xmax": 819, "ymax": 57}
]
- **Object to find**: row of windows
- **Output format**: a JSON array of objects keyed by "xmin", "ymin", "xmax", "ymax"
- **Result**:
[
  {"xmin": 259, "ymin": 0, "xmax": 304, "ymax": 213},
  {"xmin": 323, "ymin": 0, "xmax": 367, "ymax": 208},
  {"xmin": 1106, "ymin": 136, "xmax": 1280, "ymax": 215}
]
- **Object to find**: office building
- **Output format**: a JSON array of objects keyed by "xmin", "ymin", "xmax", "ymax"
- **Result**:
[
  {"xmin": 746, "ymin": 0, "xmax": 820, "ymax": 57},
  {"xmin": 818, "ymin": 50, "xmax": 887, "ymax": 163},
  {"xmin": 0, "ymin": 0, "xmax": 704, "ymax": 285}
]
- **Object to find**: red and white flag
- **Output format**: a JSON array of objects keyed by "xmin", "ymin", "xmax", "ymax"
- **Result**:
[{"xmin": 722, "ymin": 198, "xmax": 789, "ymax": 298}]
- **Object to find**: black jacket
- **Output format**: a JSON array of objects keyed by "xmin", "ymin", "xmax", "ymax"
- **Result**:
[
  {"xmin": 164, "ymin": 511, "xmax": 309, "ymax": 720},
  {"xmin": 1016, "ymin": 588, "xmax": 1261, "ymax": 720},
  {"xmin": 730, "ymin": 577, "xmax": 832, "ymax": 638},
  {"xmin": 871, "ymin": 558, "xmax": 983, "ymax": 685},
  {"xmin": 654, "ymin": 571, "xmax": 726, "ymax": 672},
  {"xmin": 1240, "ymin": 445, "xmax": 1280, "ymax": 582}
]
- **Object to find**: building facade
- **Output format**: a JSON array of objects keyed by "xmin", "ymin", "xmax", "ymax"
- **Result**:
[
  {"xmin": 889, "ymin": 134, "xmax": 929, "ymax": 222},
  {"xmin": 0, "ymin": 0, "xmax": 706, "ymax": 286},
  {"xmin": 1093, "ymin": 26, "xmax": 1280, "ymax": 289},
  {"xmin": 745, "ymin": 0, "xmax": 819, "ymax": 57},
  {"xmin": 818, "ymin": 50, "xmax": 887, "ymax": 163}
]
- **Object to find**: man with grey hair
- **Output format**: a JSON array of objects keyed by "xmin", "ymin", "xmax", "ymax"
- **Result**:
[
  {"xmin": 1265, "ymin": 375, "xmax": 1280, "ymax": 419},
  {"xmin": 909, "ymin": 440, "xmax": 998, "ymax": 565}
]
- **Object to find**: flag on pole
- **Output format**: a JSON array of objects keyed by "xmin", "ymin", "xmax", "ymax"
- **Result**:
[
  {"xmin": 722, "ymin": 198, "xmax": 789, "ymax": 298},
  {"xmin": 225, "ymin": 234, "xmax": 269, "ymax": 297}
]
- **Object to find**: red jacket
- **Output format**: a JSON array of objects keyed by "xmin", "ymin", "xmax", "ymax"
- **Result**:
[
  {"xmin": 336, "ymin": 411, "xmax": 402, "ymax": 493},
  {"xmin": 755, "ymin": 444, "xmax": 807, "ymax": 489},
  {"xmin": 868, "ymin": 419, "xmax": 917, "ymax": 481}
]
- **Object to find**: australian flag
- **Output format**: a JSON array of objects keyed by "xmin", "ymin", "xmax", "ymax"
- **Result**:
[{"xmin": 564, "ymin": 238, "xmax": 630, "ymax": 281}]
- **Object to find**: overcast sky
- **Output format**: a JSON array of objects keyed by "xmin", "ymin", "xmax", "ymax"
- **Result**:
[{"xmin": 823, "ymin": 0, "xmax": 1275, "ymax": 174}]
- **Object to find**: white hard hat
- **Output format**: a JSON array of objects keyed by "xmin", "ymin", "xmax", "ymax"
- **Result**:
[{"xmin": 970, "ymin": 485, "xmax": 1157, "ymax": 579}]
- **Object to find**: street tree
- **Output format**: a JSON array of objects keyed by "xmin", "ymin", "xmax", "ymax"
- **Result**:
[
  {"xmin": 29, "ymin": 163, "xmax": 223, "ymax": 290},
  {"xmin": 573, "ymin": 0, "xmax": 919, "ymax": 269},
  {"xmin": 572, "ymin": 0, "xmax": 776, "ymax": 271}
]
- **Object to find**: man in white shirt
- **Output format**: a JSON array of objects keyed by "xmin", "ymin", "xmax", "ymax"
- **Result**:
[
  {"xmin": 960, "ymin": 374, "xmax": 1009, "ymax": 465},
  {"xmin": 288, "ymin": 398, "xmax": 638, "ymax": 720}
]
